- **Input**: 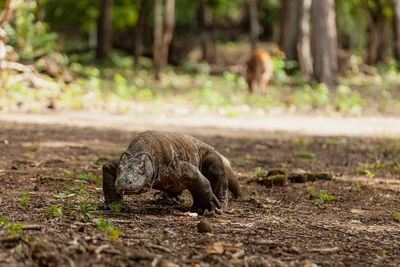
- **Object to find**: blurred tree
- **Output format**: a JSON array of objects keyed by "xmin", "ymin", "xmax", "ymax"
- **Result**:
[
  {"xmin": 249, "ymin": 0, "xmax": 259, "ymax": 50},
  {"xmin": 296, "ymin": 0, "xmax": 312, "ymax": 80},
  {"xmin": 0, "ymin": 0, "xmax": 14, "ymax": 73},
  {"xmin": 393, "ymin": 0, "xmax": 400, "ymax": 61},
  {"xmin": 153, "ymin": 0, "xmax": 175, "ymax": 80},
  {"xmin": 311, "ymin": 0, "xmax": 338, "ymax": 86},
  {"xmin": 198, "ymin": 0, "xmax": 215, "ymax": 63},
  {"xmin": 97, "ymin": 0, "xmax": 113, "ymax": 59},
  {"xmin": 364, "ymin": 0, "xmax": 391, "ymax": 65},
  {"xmin": 279, "ymin": 0, "xmax": 299, "ymax": 60},
  {"xmin": 134, "ymin": 0, "xmax": 145, "ymax": 65}
]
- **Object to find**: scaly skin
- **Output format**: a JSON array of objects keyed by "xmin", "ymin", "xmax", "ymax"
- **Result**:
[{"xmin": 102, "ymin": 131, "xmax": 241, "ymax": 214}]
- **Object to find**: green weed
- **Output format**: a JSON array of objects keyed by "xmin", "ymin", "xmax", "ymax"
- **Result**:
[
  {"xmin": 43, "ymin": 205, "xmax": 63, "ymax": 217},
  {"xmin": 109, "ymin": 201, "xmax": 128, "ymax": 212},
  {"xmin": 315, "ymin": 191, "xmax": 336, "ymax": 207},
  {"xmin": 0, "ymin": 217, "xmax": 24, "ymax": 236},
  {"xmin": 357, "ymin": 169, "xmax": 375, "ymax": 178},
  {"xmin": 56, "ymin": 182, "xmax": 85, "ymax": 200},
  {"xmin": 255, "ymin": 167, "xmax": 264, "ymax": 177},
  {"xmin": 75, "ymin": 202, "xmax": 97, "ymax": 222},
  {"xmin": 24, "ymin": 153, "xmax": 34, "ymax": 160},
  {"xmin": 95, "ymin": 216, "xmax": 121, "ymax": 240},
  {"xmin": 294, "ymin": 151, "xmax": 315, "ymax": 158},
  {"xmin": 19, "ymin": 192, "xmax": 30, "ymax": 206},
  {"xmin": 77, "ymin": 173, "xmax": 95, "ymax": 181},
  {"xmin": 393, "ymin": 211, "xmax": 400, "ymax": 222},
  {"xmin": 293, "ymin": 139, "xmax": 308, "ymax": 146}
]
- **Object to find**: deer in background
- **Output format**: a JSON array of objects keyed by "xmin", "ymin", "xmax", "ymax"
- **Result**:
[{"xmin": 246, "ymin": 49, "xmax": 274, "ymax": 94}]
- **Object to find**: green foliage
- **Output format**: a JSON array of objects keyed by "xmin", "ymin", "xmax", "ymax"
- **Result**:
[
  {"xmin": 77, "ymin": 173, "xmax": 96, "ymax": 181},
  {"xmin": 335, "ymin": 85, "xmax": 364, "ymax": 115},
  {"xmin": 109, "ymin": 201, "xmax": 128, "ymax": 212},
  {"xmin": 290, "ymin": 83, "xmax": 330, "ymax": 110},
  {"xmin": 336, "ymin": 0, "xmax": 367, "ymax": 51},
  {"xmin": 294, "ymin": 151, "xmax": 315, "ymax": 158},
  {"xmin": 255, "ymin": 167, "xmax": 265, "ymax": 177},
  {"xmin": 56, "ymin": 182, "xmax": 86, "ymax": 200},
  {"xmin": 19, "ymin": 192, "xmax": 30, "ymax": 206},
  {"xmin": 0, "ymin": 217, "xmax": 24, "ymax": 236},
  {"xmin": 95, "ymin": 216, "xmax": 121, "ymax": 240},
  {"xmin": 43, "ymin": 205, "xmax": 63, "ymax": 217},
  {"xmin": 24, "ymin": 153, "xmax": 34, "ymax": 160},
  {"xmin": 393, "ymin": 211, "xmax": 400, "ymax": 222},
  {"xmin": 315, "ymin": 190, "xmax": 336, "ymax": 207},
  {"xmin": 75, "ymin": 202, "xmax": 97, "ymax": 222},
  {"xmin": 357, "ymin": 169, "xmax": 376, "ymax": 178},
  {"xmin": 4, "ymin": 1, "xmax": 58, "ymax": 61}
]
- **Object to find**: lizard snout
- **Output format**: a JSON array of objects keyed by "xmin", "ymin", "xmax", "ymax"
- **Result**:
[{"xmin": 115, "ymin": 171, "xmax": 149, "ymax": 194}]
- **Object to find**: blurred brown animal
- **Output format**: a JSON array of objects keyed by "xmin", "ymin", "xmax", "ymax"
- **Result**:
[{"xmin": 246, "ymin": 49, "xmax": 274, "ymax": 94}]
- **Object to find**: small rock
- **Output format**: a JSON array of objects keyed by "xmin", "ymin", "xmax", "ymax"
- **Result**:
[
  {"xmin": 163, "ymin": 228, "xmax": 177, "ymax": 237},
  {"xmin": 197, "ymin": 219, "xmax": 212, "ymax": 233}
]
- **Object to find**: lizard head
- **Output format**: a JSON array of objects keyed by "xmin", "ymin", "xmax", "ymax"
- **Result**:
[{"xmin": 115, "ymin": 152, "xmax": 154, "ymax": 195}]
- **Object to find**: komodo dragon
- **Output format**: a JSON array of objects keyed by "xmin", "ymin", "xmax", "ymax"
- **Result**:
[{"xmin": 102, "ymin": 131, "xmax": 241, "ymax": 214}]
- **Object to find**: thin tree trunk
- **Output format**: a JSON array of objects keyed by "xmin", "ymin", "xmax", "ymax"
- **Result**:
[
  {"xmin": 153, "ymin": 0, "xmax": 175, "ymax": 80},
  {"xmin": 0, "ymin": 0, "xmax": 15, "ymax": 72},
  {"xmin": 311, "ymin": 0, "xmax": 338, "ymax": 86},
  {"xmin": 297, "ymin": 0, "xmax": 313, "ymax": 80},
  {"xmin": 365, "ymin": 0, "xmax": 389, "ymax": 65},
  {"xmin": 161, "ymin": 0, "xmax": 175, "ymax": 69},
  {"xmin": 153, "ymin": 0, "xmax": 163, "ymax": 80},
  {"xmin": 393, "ymin": 0, "xmax": 400, "ymax": 61},
  {"xmin": 249, "ymin": 0, "xmax": 259, "ymax": 50},
  {"xmin": 96, "ymin": 0, "xmax": 113, "ymax": 59},
  {"xmin": 198, "ymin": 0, "xmax": 215, "ymax": 63},
  {"xmin": 134, "ymin": 0, "xmax": 145, "ymax": 65},
  {"xmin": 279, "ymin": 0, "xmax": 299, "ymax": 60}
]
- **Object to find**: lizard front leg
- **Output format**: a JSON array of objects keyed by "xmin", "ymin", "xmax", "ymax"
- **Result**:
[
  {"xmin": 102, "ymin": 159, "xmax": 123, "ymax": 206},
  {"xmin": 178, "ymin": 161, "xmax": 221, "ymax": 215}
]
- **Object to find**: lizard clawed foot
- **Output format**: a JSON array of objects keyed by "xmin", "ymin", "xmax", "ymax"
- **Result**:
[{"xmin": 192, "ymin": 194, "xmax": 222, "ymax": 216}]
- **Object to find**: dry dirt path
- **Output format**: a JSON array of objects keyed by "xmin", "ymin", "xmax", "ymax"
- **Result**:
[
  {"xmin": 1, "ymin": 112, "xmax": 400, "ymax": 266},
  {"xmin": 1, "ymin": 111, "xmax": 400, "ymax": 138}
]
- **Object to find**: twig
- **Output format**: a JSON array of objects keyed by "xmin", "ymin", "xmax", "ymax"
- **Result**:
[
  {"xmin": 148, "ymin": 244, "xmax": 174, "ymax": 254},
  {"xmin": 22, "ymin": 224, "xmax": 42, "ymax": 231},
  {"xmin": 0, "ymin": 235, "xmax": 21, "ymax": 243},
  {"xmin": 309, "ymin": 247, "xmax": 340, "ymax": 254},
  {"xmin": 95, "ymin": 244, "xmax": 111, "ymax": 254}
]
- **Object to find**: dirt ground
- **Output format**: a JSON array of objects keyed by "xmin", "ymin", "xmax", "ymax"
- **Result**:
[{"xmin": 1, "ymin": 116, "xmax": 400, "ymax": 266}]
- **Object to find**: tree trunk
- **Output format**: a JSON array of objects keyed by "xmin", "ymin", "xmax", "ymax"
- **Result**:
[
  {"xmin": 0, "ymin": 0, "xmax": 15, "ymax": 72},
  {"xmin": 311, "ymin": 0, "xmax": 338, "ymax": 86},
  {"xmin": 96, "ymin": 0, "xmax": 113, "ymax": 60},
  {"xmin": 153, "ymin": 0, "xmax": 163, "ymax": 80},
  {"xmin": 161, "ymin": 0, "xmax": 175, "ymax": 68},
  {"xmin": 134, "ymin": 0, "xmax": 145, "ymax": 65},
  {"xmin": 249, "ymin": 0, "xmax": 259, "ymax": 50},
  {"xmin": 296, "ymin": 0, "xmax": 313, "ymax": 80},
  {"xmin": 279, "ymin": 0, "xmax": 300, "ymax": 60},
  {"xmin": 153, "ymin": 0, "xmax": 175, "ymax": 80},
  {"xmin": 393, "ymin": 0, "xmax": 400, "ymax": 61},
  {"xmin": 198, "ymin": 0, "xmax": 215, "ymax": 63},
  {"xmin": 365, "ymin": 0, "xmax": 390, "ymax": 65}
]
